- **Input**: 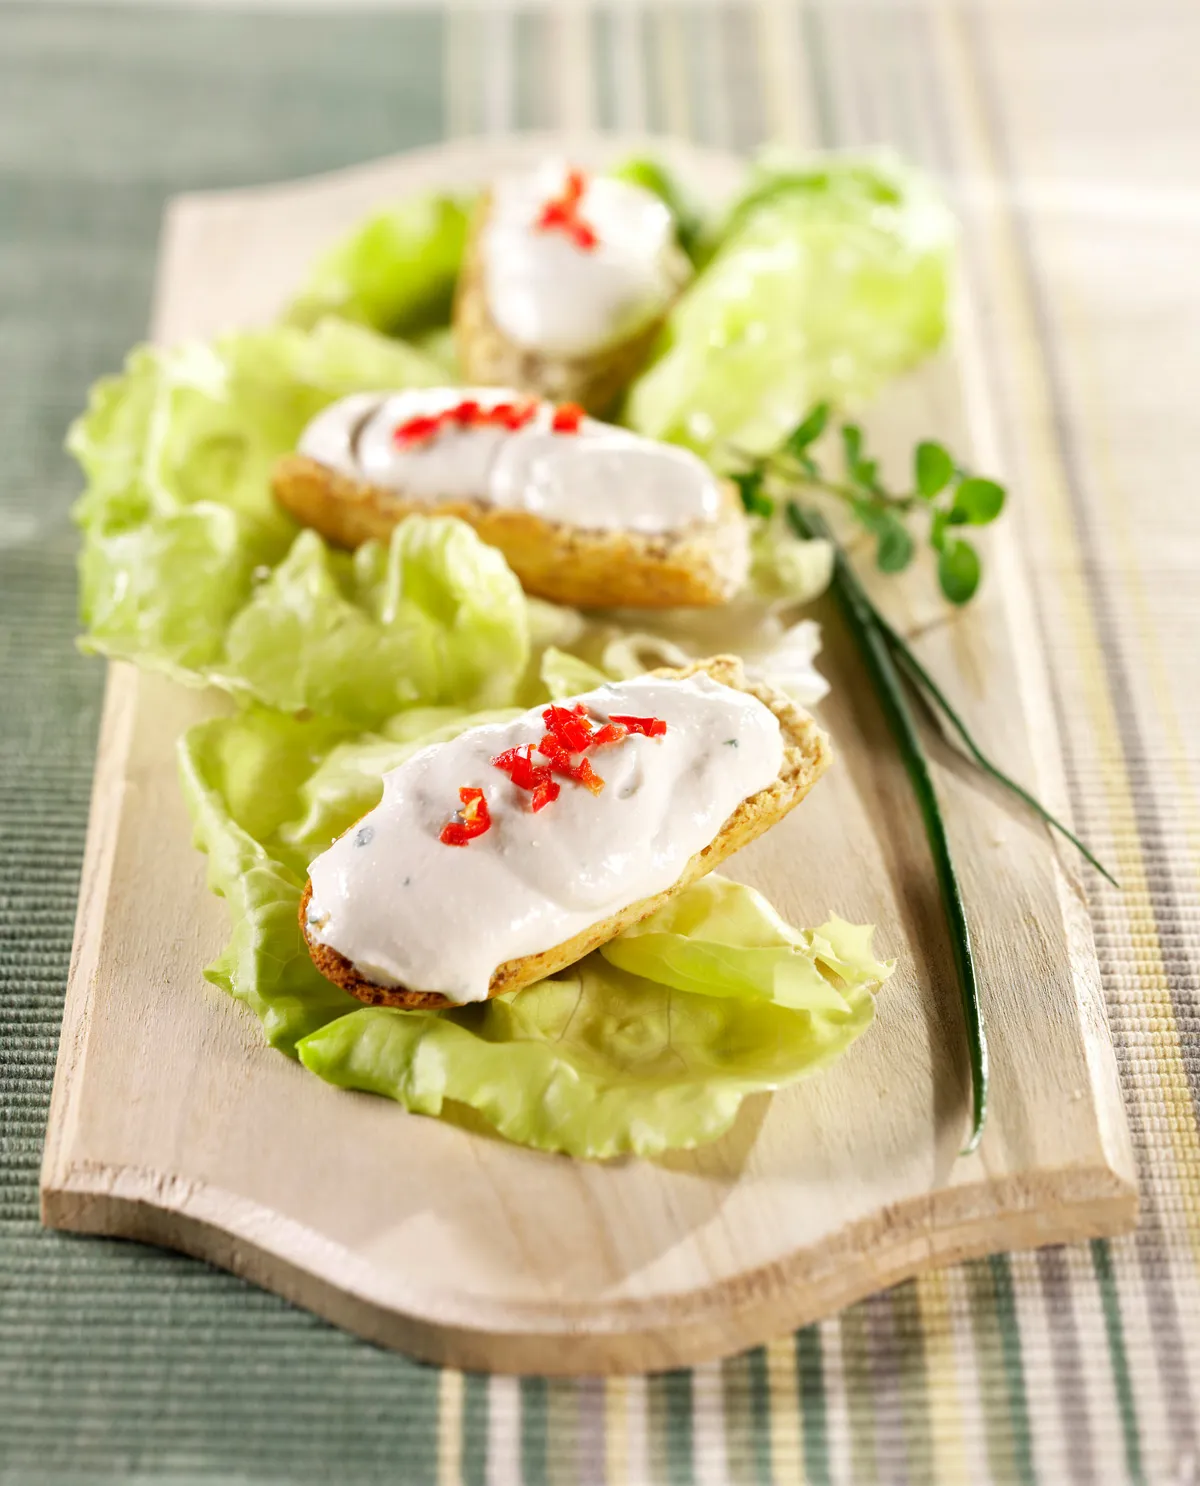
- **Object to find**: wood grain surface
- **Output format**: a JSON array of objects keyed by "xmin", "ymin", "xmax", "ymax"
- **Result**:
[{"xmin": 40, "ymin": 137, "xmax": 1136, "ymax": 1375}]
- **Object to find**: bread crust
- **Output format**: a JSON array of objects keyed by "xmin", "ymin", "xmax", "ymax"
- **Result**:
[
  {"xmin": 272, "ymin": 453, "xmax": 749, "ymax": 609},
  {"xmin": 299, "ymin": 656, "xmax": 830, "ymax": 1011},
  {"xmin": 452, "ymin": 191, "xmax": 689, "ymax": 417}
]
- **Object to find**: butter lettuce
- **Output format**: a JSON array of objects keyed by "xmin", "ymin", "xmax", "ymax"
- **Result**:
[
  {"xmin": 286, "ymin": 193, "xmax": 473, "ymax": 336},
  {"xmin": 180, "ymin": 706, "xmax": 891, "ymax": 1158},
  {"xmin": 70, "ymin": 319, "xmax": 529, "ymax": 723},
  {"xmin": 624, "ymin": 152, "xmax": 954, "ymax": 456}
]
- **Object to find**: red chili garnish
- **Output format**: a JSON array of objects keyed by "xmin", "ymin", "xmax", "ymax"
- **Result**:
[
  {"xmin": 541, "ymin": 704, "xmax": 595, "ymax": 754},
  {"xmin": 485, "ymin": 699, "xmax": 667, "ymax": 821},
  {"xmin": 393, "ymin": 413, "xmax": 442, "ymax": 445},
  {"xmin": 530, "ymin": 777, "xmax": 560, "ymax": 812},
  {"xmin": 491, "ymin": 745, "xmax": 562, "ymax": 813},
  {"xmin": 536, "ymin": 731, "xmax": 606, "ymax": 794},
  {"xmin": 534, "ymin": 168, "xmax": 599, "ymax": 252},
  {"xmin": 609, "ymin": 714, "xmax": 668, "ymax": 738},
  {"xmin": 439, "ymin": 786, "xmax": 492, "ymax": 846},
  {"xmin": 394, "ymin": 396, "xmax": 543, "ymax": 448},
  {"xmin": 551, "ymin": 402, "xmax": 585, "ymax": 434},
  {"xmin": 589, "ymin": 722, "xmax": 628, "ymax": 749},
  {"xmin": 569, "ymin": 756, "xmax": 605, "ymax": 795}
]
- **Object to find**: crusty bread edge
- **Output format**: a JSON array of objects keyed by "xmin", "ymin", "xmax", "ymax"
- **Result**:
[
  {"xmin": 451, "ymin": 190, "xmax": 690, "ymax": 418},
  {"xmin": 299, "ymin": 655, "xmax": 830, "ymax": 1012},
  {"xmin": 272, "ymin": 453, "xmax": 749, "ymax": 609}
]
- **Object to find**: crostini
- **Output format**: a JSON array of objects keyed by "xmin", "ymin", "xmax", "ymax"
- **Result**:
[
  {"xmin": 273, "ymin": 387, "xmax": 750, "ymax": 607},
  {"xmin": 300, "ymin": 656, "xmax": 830, "ymax": 1010},
  {"xmin": 453, "ymin": 162, "xmax": 690, "ymax": 415}
]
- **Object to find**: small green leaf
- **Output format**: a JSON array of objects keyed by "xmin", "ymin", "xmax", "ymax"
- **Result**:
[
  {"xmin": 855, "ymin": 457, "xmax": 880, "ymax": 492},
  {"xmin": 938, "ymin": 538, "xmax": 982, "ymax": 604},
  {"xmin": 785, "ymin": 402, "xmax": 830, "ymax": 455},
  {"xmin": 930, "ymin": 508, "xmax": 949, "ymax": 551},
  {"xmin": 850, "ymin": 496, "xmax": 884, "ymax": 533},
  {"xmin": 876, "ymin": 514, "xmax": 915, "ymax": 573},
  {"xmin": 841, "ymin": 423, "xmax": 863, "ymax": 472},
  {"xmin": 733, "ymin": 469, "xmax": 773, "ymax": 517},
  {"xmin": 952, "ymin": 477, "xmax": 1006, "ymax": 525},
  {"xmin": 915, "ymin": 440, "xmax": 954, "ymax": 498}
]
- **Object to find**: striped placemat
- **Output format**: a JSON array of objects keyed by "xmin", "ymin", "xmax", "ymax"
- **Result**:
[{"xmin": 2, "ymin": 3, "xmax": 1196, "ymax": 1481}]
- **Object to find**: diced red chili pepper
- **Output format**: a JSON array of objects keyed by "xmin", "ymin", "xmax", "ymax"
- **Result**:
[
  {"xmin": 542, "ymin": 704, "xmax": 595, "ymax": 753},
  {"xmin": 589, "ymin": 722, "xmax": 628, "ymax": 748},
  {"xmin": 536, "ymin": 732, "xmax": 606, "ymax": 793},
  {"xmin": 395, "ymin": 396, "xmax": 550, "ymax": 449},
  {"xmin": 530, "ymin": 778, "xmax": 560, "ymax": 812},
  {"xmin": 439, "ymin": 786, "xmax": 492, "ymax": 845},
  {"xmin": 533, "ymin": 168, "xmax": 599, "ymax": 252},
  {"xmin": 393, "ymin": 413, "xmax": 442, "ymax": 445},
  {"xmin": 609, "ymin": 714, "xmax": 668, "ymax": 738},
  {"xmin": 492, "ymin": 745, "xmax": 562, "ymax": 812},
  {"xmin": 551, "ymin": 402, "xmax": 586, "ymax": 434},
  {"xmin": 570, "ymin": 756, "xmax": 604, "ymax": 794}
]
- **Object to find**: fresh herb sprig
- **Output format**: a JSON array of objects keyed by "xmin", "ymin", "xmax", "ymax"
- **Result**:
[
  {"xmin": 733, "ymin": 401, "xmax": 1006, "ymax": 605},
  {"xmin": 746, "ymin": 405, "xmax": 1115, "ymax": 1153}
]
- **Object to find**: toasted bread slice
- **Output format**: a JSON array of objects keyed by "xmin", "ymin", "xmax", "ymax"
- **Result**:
[
  {"xmin": 452, "ymin": 192, "xmax": 688, "ymax": 417},
  {"xmin": 272, "ymin": 452, "xmax": 749, "ymax": 609},
  {"xmin": 299, "ymin": 656, "xmax": 830, "ymax": 1010}
]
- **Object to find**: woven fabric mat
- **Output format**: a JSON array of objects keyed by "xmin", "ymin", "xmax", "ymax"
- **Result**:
[{"xmin": 3, "ymin": 2, "xmax": 1198, "ymax": 1482}]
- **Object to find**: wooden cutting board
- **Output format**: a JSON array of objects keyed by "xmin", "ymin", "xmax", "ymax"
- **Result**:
[{"xmin": 40, "ymin": 137, "xmax": 1136, "ymax": 1375}]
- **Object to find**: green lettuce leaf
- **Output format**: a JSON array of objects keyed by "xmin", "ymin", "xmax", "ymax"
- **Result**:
[
  {"xmin": 180, "ymin": 706, "xmax": 891, "ymax": 1158},
  {"xmin": 70, "ymin": 320, "xmax": 530, "ymax": 723},
  {"xmin": 623, "ymin": 151, "xmax": 954, "ymax": 456},
  {"xmin": 286, "ymin": 194, "xmax": 473, "ymax": 336}
]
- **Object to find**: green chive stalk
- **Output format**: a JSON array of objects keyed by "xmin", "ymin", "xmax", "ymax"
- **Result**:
[{"xmin": 789, "ymin": 504, "xmax": 989, "ymax": 1153}]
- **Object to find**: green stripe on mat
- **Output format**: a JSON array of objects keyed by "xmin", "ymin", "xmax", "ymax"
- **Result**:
[
  {"xmin": 722, "ymin": 1346, "xmax": 771, "ymax": 1485},
  {"xmin": 648, "ymin": 1370, "xmax": 694, "ymax": 1484},
  {"xmin": 521, "ymin": 1375, "xmax": 549, "ymax": 1485},
  {"xmin": 1092, "ymin": 1239, "xmax": 1146, "ymax": 1486},
  {"xmin": 796, "ymin": 1324, "xmax": 831, "ymax": 1486},
  {"xmin": 965, "ymin": 1256, "xmax": 1036, "ymax": 1486}
]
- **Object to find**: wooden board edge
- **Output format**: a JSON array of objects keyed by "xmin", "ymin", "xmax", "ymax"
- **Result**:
[
  {"xmin": 41, "ymin": 1157, "xmax": 1136, "ymax": 1375},
  {"xmin": 40, "ymin": 177, "xmax": 210, "ymax": 1211},
  {"xmin": 952, "ymin": 281, "xmax": 1138, "ymax": 1195},
  {"xmin": 39, "ymin": 664, "xmax": 141, "ymax": 1210}
]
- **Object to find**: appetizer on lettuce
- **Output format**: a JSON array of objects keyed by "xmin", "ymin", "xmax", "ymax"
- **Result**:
[
  {"xmin": 179, "ymin": 704, "xmax": 892, "ymax": 1158},
  {"xmin": 274, "ymin": 386, "xmax": 750, "ymax": 608},
  {"xmin": 455, "ymin": 162, "xmax": 691, "ymax": 415},
  {"xmin": 297, "ymin": 659, "xmax": 828, "ymax": 1009},
  {"xmin": 69, "ymin": 320, "xmax": 529, "ymax": 724}
]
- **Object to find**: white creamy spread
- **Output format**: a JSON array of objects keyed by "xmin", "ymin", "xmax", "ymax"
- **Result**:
[
  {"xmin": 482, "ymin": 162, "xmax": 684, "ymax": 358},
  {"xmin": 305, "ymin": 675, "xmax": 784, "ymax": 1002},
  {"xmin": 298, "ymin": 387, "xmax": 724, "ymax": 535}
]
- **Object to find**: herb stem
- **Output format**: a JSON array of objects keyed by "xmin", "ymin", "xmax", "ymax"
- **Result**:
[
  {"xmin": 871, "ymin": 612, "xmax": 1118, "ymax": 888},
  {"xmin": 789, "ymin": 502, "xmax": 988, "ymax": 1153},
  {"xmin": 770, "ymin": 460, "xmax": 915, "ymax": 516}
]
